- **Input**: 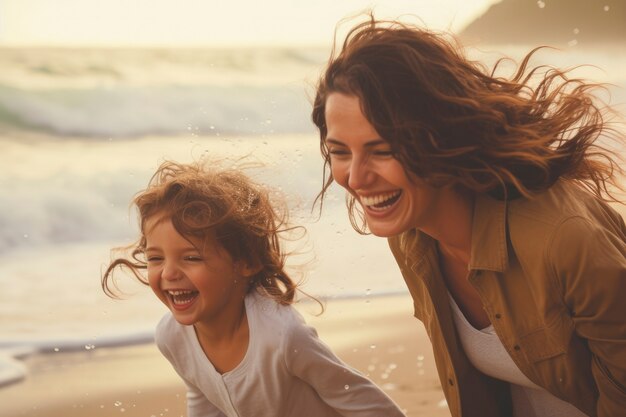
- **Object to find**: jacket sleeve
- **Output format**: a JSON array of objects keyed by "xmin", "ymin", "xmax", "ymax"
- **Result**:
[
  {"xmin": 549, "ymin": 216, "xmax": 626, "ymax": 416},
  {"xmin": 284, "ymin": 321, "xmax": 406, "ymax": 417}
]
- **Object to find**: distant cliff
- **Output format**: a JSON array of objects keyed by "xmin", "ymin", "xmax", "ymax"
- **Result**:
[{"xmin": 460, "ymin": 0, "xmax": 626, "ymax": 46}]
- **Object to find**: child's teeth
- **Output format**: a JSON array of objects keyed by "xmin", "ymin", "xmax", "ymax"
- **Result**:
[
  {"xmin": 167, "ymin": 290, "xmax": 197, "ymax": 305},
  {"xmin": 169, "ymin": 290, "xmax": 193, "ymax": 295}
]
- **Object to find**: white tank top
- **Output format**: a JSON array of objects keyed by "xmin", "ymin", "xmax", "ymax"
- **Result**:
[{"xmin": 448, "ymin": 294, "xmax": 588, "ymax": 417}]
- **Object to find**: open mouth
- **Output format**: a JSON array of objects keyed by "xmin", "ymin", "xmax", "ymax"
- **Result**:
[
  {"xmin": 360, "ymin": 191, "xmax": 402, "ymax": 212},
  {"xmin": 166, "ymin": 290, "xmax": 199, "ymax": 308}
]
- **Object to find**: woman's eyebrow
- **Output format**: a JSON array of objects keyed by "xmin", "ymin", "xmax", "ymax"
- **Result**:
[{"xmin": 325, "ymin": 138, "xmax": 387, "ymax": 148}]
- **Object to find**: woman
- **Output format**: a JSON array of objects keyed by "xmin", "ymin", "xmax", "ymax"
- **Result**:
[{"xmin": 311, "ymin": 16, "xmax": 626, "ymax": 417}]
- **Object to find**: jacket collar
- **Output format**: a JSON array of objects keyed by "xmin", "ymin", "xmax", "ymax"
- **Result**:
[{"xmin": 468, "ymin": 192, "xmax": 509, "ymax": 272}]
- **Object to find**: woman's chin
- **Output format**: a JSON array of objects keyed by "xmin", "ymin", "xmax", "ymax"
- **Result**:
[{"xmin": 366, "ymin": 221, "xmax": 406, "ymax": 238}]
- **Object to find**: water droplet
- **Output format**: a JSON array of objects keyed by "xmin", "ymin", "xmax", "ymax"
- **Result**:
[
  {"xmin": 210, "ymin": 125, "xmax": 215, "ymax": 130},
  {"xmin": 23, "ymin": 234, "xmax": 29, "ymax": 239},
  {"xmin": 53, "ymin": 347, "xmax": 59, "ymax": 352},
  {"xmin": 437, "ymin": 398, "xmax": 448, "ymax": 408},
  {"xmin": 573, "ymin": 28, "xmax": 580, "ymax": 34},
  {"xmin": 417, "ymin": 354, "xmax": 425, "ymax": 361},
  {"xmin": 370, "ymin": 344, "xmax": 377, "ymax": 349},
  {"xmin": 365, "ymin": 288, "xmax": 371, "ymax": 295},
  {"xmin": 114, "ymin": 401, "xmax": 122, "ymax": 407},
  {"xmin": 604, "ymin": 5, "xmax": 610, "ymax": 11},
  {"xmin": 537, "ymin": 0, "xmax": 545, "ymax": 8},
  {"xmin": 568, "ymin": 39, "xmax": 578, "ymax": 47},
  {"xmin": 344, "ymin": 384, "xmax": 350, "ymax": 390},
  {"xmin": 265, "ymin": 119, "xmax": 272, "ymax": 125},
  {"xmin": 85, "ymin": 344, "xmax": 95, "ymax": 350}
]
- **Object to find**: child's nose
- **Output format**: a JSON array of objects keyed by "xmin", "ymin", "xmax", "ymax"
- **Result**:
[{"xmin": 162, "ymin": 262, "xmax": 183, "ymax": 281}]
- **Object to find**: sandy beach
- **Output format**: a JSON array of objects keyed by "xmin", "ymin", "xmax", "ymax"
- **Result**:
[{"xmin": 0, "ymin": 294, "xmax": 450, "ymax": 417}]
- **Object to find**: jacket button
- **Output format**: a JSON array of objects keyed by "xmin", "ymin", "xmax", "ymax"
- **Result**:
[
  {"xmin": 495, "ymin": 313, "xmax": 502, "ymax": 319},
  {"xmin": 514, "ymin": 345, "xmax": 521, "ymax": 351},
  {"xmin": 448, "ymin": 378, "xmax": 454, "ymax": 386}
]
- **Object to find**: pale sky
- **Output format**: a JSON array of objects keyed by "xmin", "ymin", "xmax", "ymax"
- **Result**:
[{"xmin": 0, "ymin": 0, "xmax": 498, "ymax": 47}]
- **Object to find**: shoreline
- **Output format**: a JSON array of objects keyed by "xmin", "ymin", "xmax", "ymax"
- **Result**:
[
  {"xmin": 0, "ymin": 293, "xmax": 451, "ymax": 417},
  {"xmin": 0, "ymin": 289, "xmax": 410, "ymax": 388}
]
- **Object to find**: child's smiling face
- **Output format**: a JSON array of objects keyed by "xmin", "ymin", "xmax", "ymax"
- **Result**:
[{"xmin": 144, "ymin": 215, "xmax": 253, "ymax": 327}]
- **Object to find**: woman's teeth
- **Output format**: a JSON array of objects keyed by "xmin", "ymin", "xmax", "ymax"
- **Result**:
[{"xmin": 360, "ymin": 191, "xmax": 401, "ymax": 210}]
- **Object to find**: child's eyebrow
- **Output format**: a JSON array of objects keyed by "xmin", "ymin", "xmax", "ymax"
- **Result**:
[{"xmin": 144, "ymin": 245, "xmax": 199, "ymax": 252}]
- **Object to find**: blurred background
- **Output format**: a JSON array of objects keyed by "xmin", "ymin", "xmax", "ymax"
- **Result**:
[{"xmin": 0, "ymin": 0, "xmax": 624, "ymax": 413}]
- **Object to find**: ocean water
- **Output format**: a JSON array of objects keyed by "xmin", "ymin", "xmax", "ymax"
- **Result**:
[{"xmin": 0, "ymin": 44, "xmax": 624, "ymax": 386}]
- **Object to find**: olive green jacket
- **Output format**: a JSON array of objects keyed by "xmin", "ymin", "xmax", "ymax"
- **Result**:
[{"xmin": 388, "ymin": 181, "xmax": 626, "ymax": 417}]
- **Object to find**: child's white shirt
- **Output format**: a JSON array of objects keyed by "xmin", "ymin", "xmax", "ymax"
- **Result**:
[{"xmin": 155, "ymin": 291, "xmax": 405, "ymax": 417}]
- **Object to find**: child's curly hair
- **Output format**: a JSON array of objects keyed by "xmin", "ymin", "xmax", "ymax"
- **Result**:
[{"xmin": 102, "ymin": 160, "xmax": 297, "ymax": 305}]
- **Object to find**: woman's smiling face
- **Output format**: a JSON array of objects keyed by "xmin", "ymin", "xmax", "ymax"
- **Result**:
[{"xmin": 324, "ymin": 92, "xmax": 444, "ymax": 237}]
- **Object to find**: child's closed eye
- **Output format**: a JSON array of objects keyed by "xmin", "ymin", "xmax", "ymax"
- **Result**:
[{"xmin": 184, "ymin": 256, "xmax": 204, "ymax": 262}]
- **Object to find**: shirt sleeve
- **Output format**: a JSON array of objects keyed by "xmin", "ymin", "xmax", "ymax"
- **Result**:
[
  {"xmin": 284, "ymin": 320, "xmax": 406, "ymax": 417},
  {"xmin": 549, "ymin": 216, "xmax": 626, "ymax": 416}
]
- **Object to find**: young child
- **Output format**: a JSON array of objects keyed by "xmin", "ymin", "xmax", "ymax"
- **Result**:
[{"xmin": 102, "ymin": 161, "xmax": 405, "ymax": 417}]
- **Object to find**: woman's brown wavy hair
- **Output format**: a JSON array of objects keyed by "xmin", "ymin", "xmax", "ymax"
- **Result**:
[
  {"xmin": 312, "ymin": 16, "xmax": 624, "ymax": 230},
  {"xmin": 102, "ymin": 160, "xmax": 298, "ymax": 306}
]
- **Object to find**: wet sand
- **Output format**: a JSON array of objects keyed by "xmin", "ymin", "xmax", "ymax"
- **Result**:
[{"xmin": 0, "ymin": 294, "xmax": 450, "ymax": 417}]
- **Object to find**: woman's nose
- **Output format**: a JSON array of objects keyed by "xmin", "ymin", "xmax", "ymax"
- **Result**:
[{"xmin": 347, "ymin": 157, "xmax": 372, "ymax": 190}]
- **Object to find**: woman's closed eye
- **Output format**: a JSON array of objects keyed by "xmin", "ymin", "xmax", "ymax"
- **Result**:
[
  {"xmin": 372, "ymin": 149, "xmax": 394, "ymax": 157},
  {"xmin": 328, "ymin": 147, "xmax": 350, "ymax": 156}
]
